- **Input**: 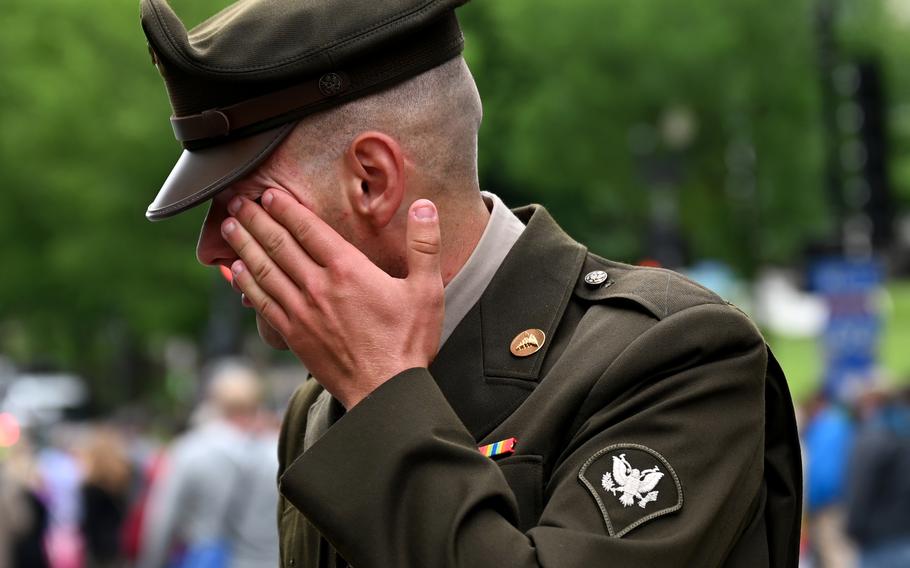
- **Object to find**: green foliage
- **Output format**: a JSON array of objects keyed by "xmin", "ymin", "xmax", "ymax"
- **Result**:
[
  {"xmin": 461, "ymin": 0, "xmax": 829, "ymax": 269},
  {"xmin": 0, "ymin": 0, "xmax": 226, "ymax": 386},
  {"xmin": 838, "ymin": 0, "xmax": 910, "ymax": 209}
]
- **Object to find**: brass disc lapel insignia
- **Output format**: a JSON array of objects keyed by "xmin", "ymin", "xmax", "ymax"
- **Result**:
[{"xmin": 510, "ymin": 329, "xmax": 546, "ymax": 357}]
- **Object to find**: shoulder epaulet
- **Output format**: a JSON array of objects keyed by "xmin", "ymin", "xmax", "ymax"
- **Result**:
[{"xmin": 574, "ymin": 254, "xmax": 726, "ymax": 320}]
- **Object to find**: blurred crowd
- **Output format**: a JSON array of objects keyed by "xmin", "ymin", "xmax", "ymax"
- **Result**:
[
  {"xmin": 4, "ymin": 360, "xmax": 910, "ymax": 568},
  {"xmin": 800, "ymin": 382, "xmax": 910, "ymax": 568},
  {"xmin": 0, "ymin": 361, "xmax": 282, "ymax": 568}
]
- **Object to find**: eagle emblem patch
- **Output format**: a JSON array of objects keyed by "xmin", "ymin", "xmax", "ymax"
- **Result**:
[{"xmin": 578, "ymin": 444, "xmax": 683, "ymax": 537}]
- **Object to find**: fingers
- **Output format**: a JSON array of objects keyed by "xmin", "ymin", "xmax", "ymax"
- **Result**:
[
  {"xmin": 221, "ymin": 214, "xmax": 299, "ymax": 318},
  {"xmin": 261, "ymin": 189, "xmax": 352, "ymax": 267},
  {"xmin": 229, "ymin": 259, "xmax": 290, "ymax": 332},
  {"xmin": 228, "ymin": 195, "xmax": 320, "ymax": 282},
  {"xmin": 405, "ymin": 200, "xmax": 442, "ymax": 285}
]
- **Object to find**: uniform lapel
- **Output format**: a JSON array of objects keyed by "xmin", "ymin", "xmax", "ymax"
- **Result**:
[{"xmin": 430, "ymin": 205, "xmax": 587, "ymax": 440}]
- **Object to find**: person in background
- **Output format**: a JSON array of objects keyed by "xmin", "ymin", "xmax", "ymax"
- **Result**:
[
  {"xmin": 2, "ymin": 437, "xmax": 51, "ymax": 568},
  {"xmin": 802, "ymin": 392, "xmax": 858, "ymax": 568},
  {"xmin": 846, "ymin": 385, "xmax": 910, "ymax": 568},
  {"xmin": 0, "ymin": 463, "xmax": 29, "ymax": 568},
  {"xmin": 121, "ymin": 439, "xmax": 168, "ymax": 566},
  {"xmin": 78, "ymin": 425, "xmax": 132, "ymax": 568},
  {"xmin": 37, "ymin": 424, "xmax": 86, "ymax": 568},
  {"xmin": 136, "ymin": 360, "xmax": 279, "ymax": 568}
]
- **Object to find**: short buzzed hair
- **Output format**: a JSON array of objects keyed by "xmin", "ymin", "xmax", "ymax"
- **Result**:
[{"xmin": 290, "ymin": 57, "xmax": 483, "ymax": 193}]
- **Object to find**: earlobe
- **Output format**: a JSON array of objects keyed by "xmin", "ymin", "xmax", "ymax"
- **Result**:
[{"xmin": 344, "ymin": 132, "xmax": 406, "ymax": 229}]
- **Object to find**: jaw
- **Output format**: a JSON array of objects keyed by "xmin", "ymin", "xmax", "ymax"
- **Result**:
[{"xmin": 257, "ymin": 313, "xmax": 290, "ymax": 350}]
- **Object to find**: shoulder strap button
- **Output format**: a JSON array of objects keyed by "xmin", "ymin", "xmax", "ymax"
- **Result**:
[{"xmin": 584, "ymin": 270, "xmax": 609, "ymax": 287}]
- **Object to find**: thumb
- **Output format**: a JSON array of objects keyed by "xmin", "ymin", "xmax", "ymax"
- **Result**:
[{"xmin": 406, "ymin": 199, "xmax": 442, "ymax": 283}]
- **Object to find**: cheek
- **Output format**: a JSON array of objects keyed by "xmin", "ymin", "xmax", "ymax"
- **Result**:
[{"xmin": 282, "ymin": 186, "xmax": 331, "ymax": 223}]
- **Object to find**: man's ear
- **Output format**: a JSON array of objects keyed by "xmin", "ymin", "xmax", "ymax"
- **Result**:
[{"xmin": 343, "ymin": 131, "xmax": 406, "ymax": 229}]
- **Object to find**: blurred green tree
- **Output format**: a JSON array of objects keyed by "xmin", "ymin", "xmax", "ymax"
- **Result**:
[
  {"xmin": 0, "ymin": 0, "xmax": 230, "ymax": 404},
  {"xmin": 838, "ymin": 0, "xmax": 910, "ymax": 210},
  {"xmin": 461, "ymin": 0, "xmax": 829, "ymax": 268}
]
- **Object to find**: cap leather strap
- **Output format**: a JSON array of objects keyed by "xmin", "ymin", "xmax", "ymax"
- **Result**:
[{"xmin": 170, "ymin": 74, "xmax": 350, "ymax": 142}]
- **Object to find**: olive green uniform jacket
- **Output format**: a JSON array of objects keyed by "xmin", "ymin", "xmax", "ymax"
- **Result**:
[{"xmin": 277, "ymin": 205, "xmax": 802, "ymax": 568}]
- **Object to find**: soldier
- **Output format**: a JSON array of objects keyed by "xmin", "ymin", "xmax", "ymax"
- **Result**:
[{"xmin": 139, "ymin": 0, "xmax": 803, "ymax": 566}]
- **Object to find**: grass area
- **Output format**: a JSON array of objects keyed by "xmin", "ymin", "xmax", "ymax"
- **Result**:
[
  {"xmin": 767, "ymin": 280, "xmax": 910, "ymax": 404},
  {"xmin": 880, "ymin": 281, "xmax": 910, "ymax": 382},
  {"xmin": 765, "ymin": 333, "xmax": 823, "ymax": 403}
]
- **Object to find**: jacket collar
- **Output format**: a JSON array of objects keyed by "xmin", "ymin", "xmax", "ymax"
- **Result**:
[{"xmin": 430, "ymin": 205, "xmax": 587, "ymax": 439}]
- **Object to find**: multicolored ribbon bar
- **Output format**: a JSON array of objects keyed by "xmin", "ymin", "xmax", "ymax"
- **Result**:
[{"xmin": 478, "ymin": 437, "xmax": 518, "ymax": 458}]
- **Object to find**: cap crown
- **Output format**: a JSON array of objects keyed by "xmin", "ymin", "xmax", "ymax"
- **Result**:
[
  {"xmin": 141, "ymin": 0, "xmax": 467, "ymax": 147},
  {"xmin": 141, "ymin": 0, "xmax": 467, "ymax": 79}
]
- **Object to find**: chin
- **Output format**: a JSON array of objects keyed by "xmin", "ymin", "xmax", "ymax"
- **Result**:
[{"xmin": 256, "ymin": 314, "xmax": 289, "ymax": 350}]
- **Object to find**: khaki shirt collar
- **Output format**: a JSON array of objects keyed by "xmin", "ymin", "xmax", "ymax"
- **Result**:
[{"xmin": 440, "ymin": 191, "xmax": 525, "ymax": 349}]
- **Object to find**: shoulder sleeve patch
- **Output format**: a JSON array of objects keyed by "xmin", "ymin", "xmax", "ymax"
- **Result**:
[{"xmin": 578, "ymin": 443, "xmax": 683, "ymax": 537}]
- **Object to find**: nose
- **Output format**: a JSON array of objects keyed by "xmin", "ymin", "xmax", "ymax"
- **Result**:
[{"xmin": 196, "ymin": 200, "xmax": 235, "ymax": 267}]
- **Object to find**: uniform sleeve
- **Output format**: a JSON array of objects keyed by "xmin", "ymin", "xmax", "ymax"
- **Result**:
[{"xmin": 279, "ymin": 303, "xmax": 769, "ymax": 568}]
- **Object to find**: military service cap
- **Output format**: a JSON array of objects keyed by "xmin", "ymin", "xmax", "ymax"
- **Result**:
[{"xmin": 140, "ymin": 0, "xmax": 469, "ymax": 220}]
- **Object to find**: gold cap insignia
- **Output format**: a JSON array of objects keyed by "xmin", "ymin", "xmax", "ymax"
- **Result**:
[{"xmin": 510, "ymin": 329, "xmax": 546, "ymax": 357}]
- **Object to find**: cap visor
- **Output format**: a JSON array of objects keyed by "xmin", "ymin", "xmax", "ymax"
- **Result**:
[{"xmin": 146, "ymin": 122, "xmax": 296, "ymax": 221}]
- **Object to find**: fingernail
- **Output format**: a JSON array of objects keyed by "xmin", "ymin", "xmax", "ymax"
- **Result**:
[
  {"xmin": 228, "ymin": 197, "xmax": 242, "ymax": 214},
  {"xmin": 231, "ymin": 260, "xmax": 245, "ymax": 275},
  {"xmin": 414, "ymin": 204, "xmax": 436, "ymax": 220},
  {"xmin": 222, "ymin": 220, "xmax": 236, "ymax": 235},
  {"xmin": 262, "ymin": 191, "xmax": 274, "ymax": 208}
]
